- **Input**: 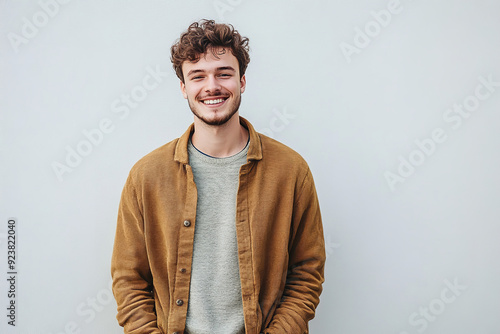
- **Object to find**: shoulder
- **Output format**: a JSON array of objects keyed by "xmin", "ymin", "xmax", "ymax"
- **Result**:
[
  {"xmin": 256, "ymin": 133, "xmax": 318, "ymax": 203},
  {"xmin": 258, "ymin": 133, "xmax": 310, "ymax": 174}
]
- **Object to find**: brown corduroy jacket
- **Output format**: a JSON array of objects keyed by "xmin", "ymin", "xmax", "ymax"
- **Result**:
[{"xmin": 111, "ymin": 117, "xmax": 326, "ymax": 334}]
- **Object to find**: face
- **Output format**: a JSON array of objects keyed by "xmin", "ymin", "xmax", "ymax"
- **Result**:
[{"xmin": 180, "ymin": 47, "xmax": 246, "ymax": 126}]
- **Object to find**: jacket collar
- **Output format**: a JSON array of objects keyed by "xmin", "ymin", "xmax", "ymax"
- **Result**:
[{"xmin": 174, "ymin": 116, "xmax": 263, "ymax": 164}]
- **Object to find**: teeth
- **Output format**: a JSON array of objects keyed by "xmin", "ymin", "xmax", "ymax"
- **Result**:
[{"xmin": 203, "ymin": 98, "xmax": 225, "ymax": 105}]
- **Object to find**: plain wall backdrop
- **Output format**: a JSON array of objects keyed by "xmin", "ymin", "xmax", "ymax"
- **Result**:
[{"xmin": 1, "ymin": 0, "xmax": 499, "ymax": 333}]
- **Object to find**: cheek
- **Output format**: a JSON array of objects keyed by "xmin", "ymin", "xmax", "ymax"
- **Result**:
[
  {"xmin": 226, "ymin": 81, "xmax": 240, "ymax": 93},
  {"xmin": 184, "ymin": 86, "xmax": 199, "ymax": 99}
]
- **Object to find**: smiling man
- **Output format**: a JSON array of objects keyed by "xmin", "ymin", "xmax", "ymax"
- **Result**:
[{"xmin": 111, "ymin": 20, "xmax": 326, "ymax": 334}]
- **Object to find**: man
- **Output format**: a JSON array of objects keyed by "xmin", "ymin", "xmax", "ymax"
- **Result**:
[{"xmin": 111, "ymin": 19, "xmax": 325, "ymax": 334}]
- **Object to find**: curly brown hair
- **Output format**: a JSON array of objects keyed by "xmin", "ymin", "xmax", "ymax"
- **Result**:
[{"xmin": 170, "ymin": 19, "xmax": 250, "ymax": 83}]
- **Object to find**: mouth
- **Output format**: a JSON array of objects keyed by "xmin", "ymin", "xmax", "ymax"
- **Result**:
[{"xmin": 200, "ymin": 97, "xmax": 228, "ymax": 106}]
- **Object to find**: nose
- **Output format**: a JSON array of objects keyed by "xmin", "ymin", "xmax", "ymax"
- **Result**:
[{"xmin": 204, "ymin": 75, "xmax": 221, "ymax": 93}]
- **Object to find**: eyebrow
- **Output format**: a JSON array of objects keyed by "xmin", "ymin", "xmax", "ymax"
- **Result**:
[{"xmin": 186, "ymin": 66, "xmax": 236, "ymax": 78}]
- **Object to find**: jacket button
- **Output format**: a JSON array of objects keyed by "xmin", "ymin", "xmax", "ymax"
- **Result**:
[
  {"xmin": 183, "ymin": 220, "xmax": 191, "ymax": 227},
  {"xmin": 180, "ymin": 268, "xmax": 186, "ymax": 273},
  {"xmin": 176, "ymin": 299, "xmax": 184, "ymax": 306}
]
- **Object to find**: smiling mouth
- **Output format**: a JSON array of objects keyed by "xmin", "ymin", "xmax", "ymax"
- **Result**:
[{"xmin": 201, "ymin": 97, "xmax": 228, "ymax": 105}]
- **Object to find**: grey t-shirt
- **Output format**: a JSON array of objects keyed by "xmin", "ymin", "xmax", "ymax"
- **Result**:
[{"xmin": 185, "ymin": 138, "xmax": 249, "ymax": 334}]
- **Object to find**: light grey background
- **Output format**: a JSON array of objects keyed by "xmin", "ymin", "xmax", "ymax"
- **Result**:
[{"xmin": 1, "ymin": 0, "xmax": 499, "ymax": 333}]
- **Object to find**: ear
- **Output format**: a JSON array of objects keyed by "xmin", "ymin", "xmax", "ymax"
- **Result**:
[
  {"xmin": 180, "ymin": 80, "xmax": 188, "ymax": 99},
  {"xmin": 240, "ymin": 74, "xmax": 246, "ymax": 94}
]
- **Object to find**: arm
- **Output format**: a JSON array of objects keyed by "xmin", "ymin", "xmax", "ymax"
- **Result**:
[
  {"xmin": 264, "ymin": 169, "xmax": 326, "ymax": 334},
  {"xmin": 111, "ymin": 174, "xmax": 162, "ymax": 334}
]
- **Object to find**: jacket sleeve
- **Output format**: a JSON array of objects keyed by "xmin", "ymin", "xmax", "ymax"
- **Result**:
[
  {"xmin": 111, "ymin": 174, "xmax": 162, "ymax": 334},
  {"xmin": 264, "ymin": 168, "xmax": 326, "ymax": 334}
]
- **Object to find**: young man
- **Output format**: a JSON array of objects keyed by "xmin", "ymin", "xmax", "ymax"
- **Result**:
[{"xmin": 111, "ymin": 20, "xmax": 326, "ymax": 334}]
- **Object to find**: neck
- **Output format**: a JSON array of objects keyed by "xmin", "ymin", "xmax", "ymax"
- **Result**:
[{"xmin": 191, "ymin": 113, "xmax": 249, "ymax": 158}]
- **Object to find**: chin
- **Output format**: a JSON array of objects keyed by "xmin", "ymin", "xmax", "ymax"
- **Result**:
[{"xmin": 198, "ymin": 112, "xmax": 237, "ymax": 126}]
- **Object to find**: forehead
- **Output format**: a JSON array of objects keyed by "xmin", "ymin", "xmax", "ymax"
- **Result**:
[{"xmin": 182, "ymin": 47, "xmax": 239, "ymax": 74}]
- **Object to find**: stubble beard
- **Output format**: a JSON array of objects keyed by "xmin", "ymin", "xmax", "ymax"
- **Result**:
[{"xmin": 188, "ymin": 93, "xmax": 241, "ymax": 126}]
